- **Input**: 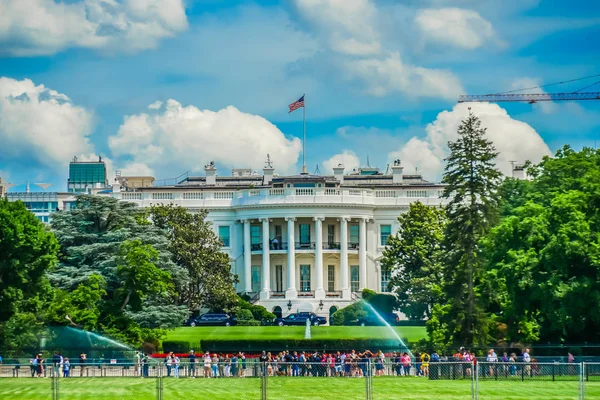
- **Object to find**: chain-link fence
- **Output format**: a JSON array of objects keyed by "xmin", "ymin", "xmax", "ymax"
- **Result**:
[{"xmin": 2, "ymin": 361, "xmax": 600, "ymax": 399}]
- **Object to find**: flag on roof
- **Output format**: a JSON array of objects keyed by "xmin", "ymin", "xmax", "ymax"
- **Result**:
[{"xmin": 288, "ymin": 95, "xmax": 305, "ymax": 113}]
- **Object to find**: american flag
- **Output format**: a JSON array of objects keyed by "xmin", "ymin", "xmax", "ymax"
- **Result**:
[{"xmin": 288, "ymin": 95, "xmax": 305, "ymax": 113}]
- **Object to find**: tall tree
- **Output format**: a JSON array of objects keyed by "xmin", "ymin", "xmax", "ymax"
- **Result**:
[
  {"xmin": 116, "ymin": 240, "xmax": 173, "ymax": 312},
  {"xmin": 49, "ymin": 195, "xmax": 188, "ymax": 344},
  {"xmin": 381, "ymin": 201, "xmax": 446, "ymax": 320},
  {"xmin": 434, "ymin": 112, "xmax": 502, "ymax": 347},
  {"xmin": 483, "ymin": 146, "xmax": 600, "ymax": 343},
  {"xmin": 149, "ymin": 204, "xmax": 238, "ymax": 312},
  {"xmin": 0, "ymin": 199, "xmax": 58, "ymax": 348}
]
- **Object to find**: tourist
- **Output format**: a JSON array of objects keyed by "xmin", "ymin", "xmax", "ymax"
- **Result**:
[
  {"xmin": 501, "ymin": 352, "xmax": 509, "ymax": 377},
  {"xmin": 37, "ymin": 354, "xmax": 44, "ymax": 378},
  {"xmin": 415, "ymin": 353, "xmax": 422, "ymax": 377},
  {"xmin": 522, "ymin": 348, "xmax": 531, "ymax": 376},
  {"xmin": 142, "ymin": 354, "xmax": 149, "ymax": 378},
  {"xmin": 211, "ymin": 354, "xmax": 219, "ymax": 377},
  {"xmin": 135, "ymin": 351, "xmax": 141, "ymax": 377},
  {"xmin": 79, "ymin": 353, "xmax": 86, "ymax": 377},
  {"xmin": 63, "ymin": 358, "xmax": 70, "ymax": 378},
  {"xmin": 31, "ymin": 355, "xmax": 38, "ymax": 378},
  {"xmin": 401, "ymin": 352, "xmax": 411, "ymax": 376},
  {"xmin": 259, "ymin": 351, "xmax": 268, "ymax": 376},
  {"xmin": 241, "ymin": 352, "xmax": 247, "ymax": 376},
  {"xmin": 203, "ymin": 352, "xmax": 212, "ymax": 378},
  {"xmin": 188, "ymin": 350, "xmax": 196, "ymax": 378},
  {"xmin": 224, "ymin": 354, "xmax": 231, "ymax": 377},
  {"xmin": 174, "ymin": 355, "xmax": 180, "ymax": 378},
  {"xmin": 166, "ymin": 353, "xmax": 173, "ymax": 377},
  {"xmin": 509, "ymin": 353, "xmax": 517, "ymax": 376},
  {"xmin": 231, "ymin": 353, "xmax": 238, "ymax": 377},
  {"xmin": 487, "ymin": 349, "xmax": 498, "ymax": 377},
  {"xmin": 421, "ymin": 352, "xmax": 430, "ymax": 377},
  {"xmin": 218, "ymin": 353, "xmax": 225, "ymax": 378}
]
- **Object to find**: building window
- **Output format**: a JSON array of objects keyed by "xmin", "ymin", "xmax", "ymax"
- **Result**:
[
  {"xmin": 300, "ymin": 265, "xmax": 311, "ymax": 292},
  {"xmin": 251, "ymin": 225, "xmax": 261, "ymax": 250},
  {"xmin": 349, "ymin": 225, "xmax": 359, "ymax": 248},
  {"xmin": 350, "ymin": 265, "xmax": 359, "ymax": 293},
  {"xmin": 299, "ymin": 224, "xmax": 311, "ymax": 247},
  {"xmin": 381, "ymin": 268, "xmax": 391, "ymax": 292},
  {"xmin": 251, "ymin": 266, "xmax": 261, "ymax": 293},
  {"xmin": 327, "ymin": 265, "xmax": 335, "ymax": 292},
  {"xmin": 275, "ymin": 265, "xmax": 283, "ymax": 292},
  {"xmin": 380, "ymin": 225, "xmax": 391, "ymax": 246},
  {"xmin": 218, "ymin": 226, "xmax": 230, "ymax": 247},
  {"xmin": 327, "ymin": 224, "xmax": 335, "ymax": 246}
]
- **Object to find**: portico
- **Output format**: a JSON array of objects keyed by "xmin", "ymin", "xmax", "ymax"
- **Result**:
[{"xmin": 239, "ymin": 215, "xmax": 370, "ymax": 301}]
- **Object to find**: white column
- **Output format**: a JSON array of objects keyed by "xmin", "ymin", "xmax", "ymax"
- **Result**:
[
  {"xmin": 285, "ymin": 217, "xmax": 297, "ymax": 299},
  {"xmin": 243, "ymin": 220, "xmax": 252, "ymax": 293},
  {"xmin": 260, "ymin": 218, "xmax": 271, "ymax": 299},
  {"xmin": 359, "ymin": 217, "xmax": 367, "ymax": 291},
  {"xmin": 314, "ymin": 216, "xmax": 325, "ymax": 298},
  {"xmin": 340, "ymin": 217, "xmax": 350, "ymax": 298}
]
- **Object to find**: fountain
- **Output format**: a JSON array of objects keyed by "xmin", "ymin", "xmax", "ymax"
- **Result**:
[
  {"xmin": 305, "ymin": 317, "xmax": 311, "ymax": 339},
  {"xmin": 363, "ymin": 302, "xmax": 413, "ymax": 357},
  {"xmin": 44, "ymin": 326, "xmax": 135, "ymax": 361}
]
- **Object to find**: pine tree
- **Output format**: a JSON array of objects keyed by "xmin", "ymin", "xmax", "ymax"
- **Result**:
[{"xmin": 436, "ymin": 112, "xmax": 502, "ymax": 347}]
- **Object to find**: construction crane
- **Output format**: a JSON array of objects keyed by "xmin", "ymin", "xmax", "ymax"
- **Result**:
[{"xmin": 458, "ymin": 73, "xmax": 600, "ymax": 103}]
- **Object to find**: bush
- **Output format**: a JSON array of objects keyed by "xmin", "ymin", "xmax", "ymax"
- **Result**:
[
  {"xmin": 237, "ymin": 320, "xmax": 261, "ymax": 326},
  {"xmin": 162, "ymin": 340, "xmax": 191, "ymax": 353},
  {"xmin": 236, "ymin": 295, "xmax": 276, "ymax": 321},
  {"xmin": 362, "ymin": 289, "xmax": 398, "ymax": 313},
  {"xmin": 332, "ymin": 302, "xmax": 367, "ymax": 326},
  {"xmin": 237, "ymin": 309, "xmax": 254, "ymax": 321}
]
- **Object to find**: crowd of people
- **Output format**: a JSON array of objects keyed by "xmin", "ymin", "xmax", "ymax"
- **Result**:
[{"xmin": 18, "ymin": 347, "xmax": 547, "ymax": 379}]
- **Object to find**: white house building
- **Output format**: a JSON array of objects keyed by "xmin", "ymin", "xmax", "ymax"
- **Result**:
[{"xmin": 111, "ymin": 159, "xmax": 449, "ymax": 320}]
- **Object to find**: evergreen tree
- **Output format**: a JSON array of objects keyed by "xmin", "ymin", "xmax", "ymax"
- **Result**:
[
  {"xmin": 434, "ymin": 113, "xmax": 502, "ymax": 347},
  {"xmin": 149, "ymin": 204, "xmax": 238, "ymax": 313},
  {"xmin": 381, "ymin": 201, "xmax": 446, "ymax": 320}
]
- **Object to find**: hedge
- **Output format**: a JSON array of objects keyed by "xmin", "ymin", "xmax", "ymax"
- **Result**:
[
  {"xmin": 237, "ymin": 320, "xmax": 261, "ymax": 326},
  {"xmin": 162, "ymin": 340, "xmax": 192, "ymax": 353},
  {"xmin": 199, "ymin": 338, "xmax": 410, "ymax": 353}
]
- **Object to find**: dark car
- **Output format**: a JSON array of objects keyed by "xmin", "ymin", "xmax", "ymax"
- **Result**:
[
  {"xmin": 184, "ymin": 313, "xmax": 237, "ymax": 327},
  {"xmin": 275, "ymin": 312, "xmax": 327, "ymax": 326},
  {"xmin": 353, "ymin": 312, "xmax": 399, "ymax": 326}
]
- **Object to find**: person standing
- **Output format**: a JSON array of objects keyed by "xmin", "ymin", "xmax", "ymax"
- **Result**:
[
  {"xmin": 522, "ymin": 348, "xmax": 531, "ymax": 377},
  {"xmin": 142, "ymin": 354, "xmax": 149, "ymax": 378},
  {"xmin": 188, "ymin": 350, "xmax": 196, "ymax": 378},
  {"xmin": 174, "ymin": 355, "xmax": 180, "ymax": 378},
  {"xmin": 203, "ymin": 352, "xmax": 212, "ymax": 378},
  {"xmin": 135, "ymin": 351, "xmax": 141, "ymax": 377},
  {"xmin": 166, "ymin": 353, "xmax": 173, "ymax": 377},
  {"xmin": 79, "ymin": 354, "xmax": 86, "ymax": 377},
  {"xmin": 63, "ymin": 358, "xmax": 70, "ymax": 378}
]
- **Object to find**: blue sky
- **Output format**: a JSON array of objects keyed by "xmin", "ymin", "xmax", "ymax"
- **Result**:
[{"xmin": 0, "ymin": 0, "xmax": 599, "ymax": 191}]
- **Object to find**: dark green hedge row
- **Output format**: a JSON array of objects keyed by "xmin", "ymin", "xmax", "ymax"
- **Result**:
[
  {"xmin": 162, "ymin": 340, "xmax": 191, "ymax": 353},
  {"xmin": 200, "ymin": 338, "xmax": 411, "ymax": 353}
]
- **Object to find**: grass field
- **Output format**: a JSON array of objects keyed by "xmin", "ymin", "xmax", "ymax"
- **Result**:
[
  {"xmin": 164, "ymin": 326, "xmax": 427, "ymax": 344},
  {"xmin": 1, "ymin": 377, "xmax": 598, "ymax": 400}
]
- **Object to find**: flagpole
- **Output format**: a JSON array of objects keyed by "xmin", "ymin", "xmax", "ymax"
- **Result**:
[{"xmin": 302, "ymin": 94, "xmax": 307, "ymax": 174}]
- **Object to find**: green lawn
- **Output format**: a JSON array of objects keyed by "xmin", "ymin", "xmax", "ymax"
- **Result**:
[
  {"xmin": 1, "ymin": 377, "xmax": 597, "ymax": 400},
  {"xmin": 164, "ymin": 326, "xmax": 427, "ymax": 343}
]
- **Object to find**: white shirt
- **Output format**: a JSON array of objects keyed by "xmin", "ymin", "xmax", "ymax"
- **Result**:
[{"xmin": 523, "ymin": 352, "xmax": 531, "ymax": 363}]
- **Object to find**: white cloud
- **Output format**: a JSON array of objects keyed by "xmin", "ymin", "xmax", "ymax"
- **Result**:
[
  {"xmin": 0, "ymin": 77, "xmax": 95, "ymax": 172},
  {"xmin": 0, "ymin": 0, "xmax": 188, "ymax": 56},
  {"xmin": 294, "ymin": 0, "xmax": 381, "ymax": 57},
  {"xmin": 389, "ymin": 102, "xmax": 552, "ymax": 179},
  {"xmin": 293, "ymin": 0, "xmax": 463, "ymax": 100},
  {"xmin": 415, "ymin": 8, "xmax": 503, "ymax": 49},
  {"xmin": 108, "ymin": 100, "xmax": 302, "ymax": 177},
  {"xmin": 322, "ymin": 150, "xmax": 360, "ymax": 174},
  {"xmin": 345, "ymin": 52, "xmax": 464, "ymax": 99}
]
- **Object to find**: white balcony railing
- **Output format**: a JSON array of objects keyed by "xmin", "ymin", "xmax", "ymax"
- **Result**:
[{"xmin": 112, "ymin": 188, "xmax": 448, "ymax": 209}]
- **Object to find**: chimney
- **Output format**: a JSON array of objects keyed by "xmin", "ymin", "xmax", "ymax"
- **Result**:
[
  {"xmin": 263, "ymin": 154, "xmax": 274, "ymax": 185},
  {"xmin": 205, "ymin": 161, "xmax": 217, "ymax": 185},
  {"xmin": 512, "ymin": 164, "xmax": 526, "ymax": 180},
  {"xmin": 391, "ymin": 159, "xmax": 403, "ymax": 184},
  {"xmin": 333, "ymin": 163, "xmax": 345, "ymax": 184}
]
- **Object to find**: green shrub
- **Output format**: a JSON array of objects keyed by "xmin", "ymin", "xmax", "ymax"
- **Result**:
[
  {"xmin": 249, "ymin": 305, "xmax": 275, "ymax": 321},
  {"xmin": 362, "ymin": 289, "xmax": 398, "ymax": 313},
  {"xmin": 332, "ymin": 302, "xmax": 367, "ymax": 325},
  {"xmin": 237, "ymin": 320, "xmax": 261, "ymax": 326},
  {"xmin": 237, "ymin": 309, "xmax": 254, "ymax": 321},
  {"xmin": 162, "ymin": 340, "xmax": 191, "ymax": 353}
]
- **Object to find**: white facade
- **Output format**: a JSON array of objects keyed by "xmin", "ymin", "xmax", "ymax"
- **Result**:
[{"xmin": 111, "ymin": 161, "xmax": 448, "ymax": 321}]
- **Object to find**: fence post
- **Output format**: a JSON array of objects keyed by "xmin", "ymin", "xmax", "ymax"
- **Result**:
[
  {"xmin": 261, "ymin": 361, "xmax": 267, "ymax": 400},
  {"xmin": 51, "ymin": 364, "xmax": 59, "ymax": 400},
  {"xmin": 156, "ymin": 363, "xmax": 163, "ymax": 400},
  {"xmin": 579, "ymin": 362, "xmax": 585, "ymax": 400}
]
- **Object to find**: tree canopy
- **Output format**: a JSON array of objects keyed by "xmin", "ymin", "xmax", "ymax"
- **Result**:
[{"xmin": 381, "ymin": 201, "xmax": 446, "ymax": 320}]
